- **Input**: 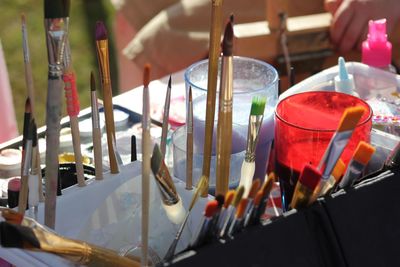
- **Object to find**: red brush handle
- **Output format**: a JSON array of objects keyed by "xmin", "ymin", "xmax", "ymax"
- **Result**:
[{"xmin": 63, "ymin": 71, "xmax": 80, "ymax": 117}]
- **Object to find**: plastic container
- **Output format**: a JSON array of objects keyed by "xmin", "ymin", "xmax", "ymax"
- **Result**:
[
  {"xmin": 275, "ymin": 91, "xmax": 372, "ymax": 209},
  {"xmin": 185, "ymin": 56, "xmax": 279, "ymax": 180}
]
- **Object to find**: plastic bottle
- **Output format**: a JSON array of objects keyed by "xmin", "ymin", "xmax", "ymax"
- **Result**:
[
  {"xmin": 362, "ymin": 19, "xmax": 396, "ymax": 73},
  {"xmin": 334, "ymin": 57, "xmax": 358, "ymax": 96}
]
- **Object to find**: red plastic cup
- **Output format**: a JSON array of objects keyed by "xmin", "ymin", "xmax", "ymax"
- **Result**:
[{"xmin": 275, "ymin": 91, "xmax": 372, "ymax": 210}]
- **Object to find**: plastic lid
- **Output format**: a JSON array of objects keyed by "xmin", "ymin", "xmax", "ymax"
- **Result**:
[
  {"xmin": 334, "ymin": 57, "xmax": 356, "ymax": 95},
  {"xmin": 362, "ymin": 19, "xmax": 392, "ymax": 67}
]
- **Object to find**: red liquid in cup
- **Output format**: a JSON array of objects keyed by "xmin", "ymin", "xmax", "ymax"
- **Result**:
[{"xmin": 275, "ymin": 92, "xmax": 372, "ymax": 210}]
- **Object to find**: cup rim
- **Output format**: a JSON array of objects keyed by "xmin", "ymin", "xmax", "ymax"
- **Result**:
[
  {"xmin": 275, "ymin": 91, "xmax": 373, "ymax": 132},
  {"xmin": 184, "ymin": 56, "xmax": 279, "ymax": 95}
]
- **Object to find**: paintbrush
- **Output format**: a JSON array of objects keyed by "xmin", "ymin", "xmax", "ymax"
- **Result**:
[
  {"xmin": 243, "ymin": 179, "xmax": 261, "ymax": 227},
  {"xmin": 216, "ymin": 190, "xmax": 235, "ymax": 231},
  {"xmin": 219, "ymin": 185, "xmax": 244, "ymax": 238},
  {"xmin": 142, "ymin": 64, "xmax": 151, "ymax": 267},
  {"xmin": 338, "ymin": 141, "xmax": 376, "ymax": 189},
  {"xmin": 200, "ymin": 0, "xmax": 224, "ymax": 197},
  {"xmin": 239, "ymin": 97, "xmax": 266, "ymax": 197},
  {"xmin": 63, "ymin": 69, "xmax": 85, "ymax": 187},
  {"xmin": 20, "ymin": 98, "xmax": 31, "ymax": 180},
  {"xmin": 0, "ymin": 218, "xmax": 140, "ymax": 267},
  {"xmin": 215, "ymin": 19, "xmax": 234, "ymax": 196},
  {"xmin": 290, "ymin": 164, "xmax": 322, "ymax": 209},
  {"xmin": 315, "ymin": 106, "xmax": 366, "ymax": 197},
  {"xmin": 44, "ymin": 0, "xmax": 70, "ymax": 229},
  {"xmin": 227, "ymin": 198, "xmax": 248, "ymax": 237},
  {"xmin": 254, "ymin": 172, "xmax": 276, "ymax": 223},
  {"xmin": 186, "ymin": 86, "xmax": 193, "ymax": 190},
  {"xmin": 209, "ymin": 194, "xmax": 224, "ymax": 236},
  {"xmin": 163, "ymin": 173, "xmax": 209, "ymax": 262},
  {"xmin": 90, "ymin": 72, "xmax": 103, "ymax": 180},
  {"xmin": 28, "ymin": 121, "xmax": 40, "ymax": 220},
  {"xmin": 160, "ymin": 76, "xmax": 172, "ymax": 159},
  {"xmin": 95, "ymin": 21, "xmax": 119, "ymax": 174},
  {"xmin": 18, "ymin": 119, "xmax": 34, "ymax": 214},
  {"xmin": 190, "ymin": 200, "xmax": 219, "ymax": 248},
  {"xmin": 319, "ymin": 159, "xmax": 346, "ymax": 196}
]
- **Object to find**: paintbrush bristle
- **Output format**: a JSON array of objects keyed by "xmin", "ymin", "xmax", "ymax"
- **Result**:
[
  {"xmin": 250, "ymin": 96, "xmax": 266, "ymax": 116},
  {"xmin": 230, "ymin": 13, "xmax": 234, "ymax": 24},
  {"xmin": 95, "ymin": 21, "xmax": 108, "ymax": 41},
  {"xmin": 143, "ymin": 64, "xmax": 151, "ymax": 87},
  {"xmin": 337, "ymin": 106, "xmax": 365, "ymax": 132},
  {"xmin": 332, "ymin": 159, "xmax": 346, "ymax": 182},
  {"xmin": 90, "ymin": 71, "xmax": 96, "ymax": 92},
  {"xmin": 224, "ymin": 190, "xmax": 235, "ymax": 208},
  {"xmin": 353, "ymin": 141, "xmax": 376, "ymax": 165},
  {"xmin": 298, "ymin": 164, "xmax": 322, "ymax": 191},
  {"xmin": 248, "ymin": 179, "xmax": 261, "ymax": 199},
  {"xmin": 232, "ymin": 186, "xmax": 244, "ymax": 207},
  {"xmin": 168, "ymin": 75, "xmax": 172, "ymax": 89},
  {"xmin": 235, "ymin": 198, "xmax": 248, "ymax": 219},
  {"xmin": 253, "ymin": 191, "xmax": 263, "ymax": 206},
  {"xmin": 21, "ymin": 13, "xmax": 26, "ymax": 24},
  {"xmin": 222, "ymin": 20, "xmax": 234, "ymax": 57},
  {"xmin": 205, "ymin": 200, "xmax": 219, "ymax": 217},
  {"xmin": 261, "ymin": 173, "xmax": 275, "ymax": 198},
  {"xmin": 25, "ymin": 98, "xmax": 31, "ymax": 113},
  {"xmin": 150, "ymin": 144, "xmax": 162, "ymax": 174},
  {"xmin": 44, "ymin": 0, "xmax": 70, "ymax": 19}
]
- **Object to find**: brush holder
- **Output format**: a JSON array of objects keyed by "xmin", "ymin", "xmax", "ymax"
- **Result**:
[
  {"xmin": 184, "ymin": 56, "xmax": 278, "ymax": 181},
  {"xmin": 275, "ymin": 91, "xmax": 372, "ymax": 210}
]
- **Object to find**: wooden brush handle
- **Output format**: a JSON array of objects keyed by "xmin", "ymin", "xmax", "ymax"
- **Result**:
[
  {"xmin": 216, "ymin": 111, "xmax": 232, "ymax": 195},
  {"xmin": 44, "ymin": 77, "xmax": 63, "ymax": 229},
  {"xmin": 92, "ymin": 128, "xmax": 103, "ymax": 180},
  {"xmin": 69, "ymin": 117, "xmax": 85, "ymax": 187}
]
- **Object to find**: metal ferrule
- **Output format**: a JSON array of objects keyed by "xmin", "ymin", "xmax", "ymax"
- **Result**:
[
  {"xmin": 63, "ymin": 40, "xmax": 72, "ymax": 70},
  {"xmin": 91, "ymin": 92, "xmax": 100, "ymax": 129},
  {"xmin": 219, "ymin": 206, "xmax": 236, "ymax": 238},
  {"xmin": 153, "ymin": 165, "xmax": 179, "ymax": 206},
  {"xmin": 320, "ymin": 130, "xmax": 352, "ymax": 179},
  {"xmin": 245, "ymin": 115, "xmax": 264, "ymax": 162},
  {"xmin": 219, "ymin": 56, "xmax": 233, "ymax": 113},
  {"xmin": 45, "ymin": 18, "xmax": 68, "ymax": 67},
  {"xmin": 23, "ymin": 140, "xmax": 33, "ymax": 176},
  {"xmin": 96, "ymin": 40, "xmax": 110, "ymax": 83}
]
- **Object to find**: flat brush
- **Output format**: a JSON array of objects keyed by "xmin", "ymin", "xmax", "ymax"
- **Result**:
[
  {"xmin": 219, "ymin": 186, "xmax": 244, "ymax": 238},
  {"xmin": 141, "ymin": 64, "xmax": 151, "ymax": 267},
  {"xmin": 160, "ymin": 76, "xmax": 172, "ymax": 158},
  {"xmin": 215, "ymin": 19, "xmax": 234, "ymax": 196},
  {"xmin": 339, "ymin": 141, "xmax": 375, "ymax": 189},
  {"xmin": 254, "ymin": 172, "xmax": 276, "ymax": 223},
  {"xmin": 239, "ymin": 97, "xmax": 266, "ymax": 198},
  {"xmin": 243, "ymin": 179, "xmax": 261, "ymax": 226},
  {"xmin": 63, "ymin": 69, "xmax": 85, "ymax": 186},
  {"xmin": 95, "ymin": 21, "xmax": 119, "ymax": 174},
  {"xmin": 319, "ymin": 159, "xmax": 346, "ymax": 196},
  {"xmin": 209, "ymin": 194, "xmax": 224, "ymax": 236},
  {"xmin": 246, "ymin": 191, "xmax": 263, "ymax": 226},
  {"xmin": 190, "ymin": 200, "xmax": 219, "ymax": 248},
  {"xmin": 200, "ymin": 0, "xmax": 224, "ymax": 197},
  {"xmin": 44, "ymin": 0, "xmax": 70, "ymax": 229},
  {"xmin": 163, "ymin": 173, "xmax": 209, "ymax": 262},
  {"xmin": 90, "ymin": 72, "xmax": 103, "ymax": 180},
  {"xmin": 290, "ymin": 164, "xmax": 322, "ymax": 209},
  {"xmin": 227, "ymin": 198, "xmax": 248, "ymax": 237}
]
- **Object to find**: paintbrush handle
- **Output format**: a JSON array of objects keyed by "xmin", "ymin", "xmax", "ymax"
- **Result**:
[
  {"xmin": 216, "ymin": 110, "xmax": 232, "ymax": 195},
  {"xmin": 92, "ymin": 128, "xmax": 103, "ymax": 180},
  {"xmin": 44, "ymin": 76, "xmax": 63, "ymax": 229},
  {"xmin": 186, "ymin": 130, "xmax": 193, "ymax": 190},
  {"xmin": 164, "ymin": 211, "xmax": 190, "ymax": 262},
  {"xmin": 102, "ymin": 81, "xmax": 119, "ymax": 174},
  {"xmin": 69, "ymin": 117, "xmax": 85, "ymax": 186},
  {"xmin": 142, "ymin": 130, "xmax": 151, "ymax": 266}
]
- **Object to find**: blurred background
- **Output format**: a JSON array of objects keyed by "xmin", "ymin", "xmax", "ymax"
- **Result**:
[{"xmin": 0, "ymin": 0, "xmax": 118, "ymax": 132}]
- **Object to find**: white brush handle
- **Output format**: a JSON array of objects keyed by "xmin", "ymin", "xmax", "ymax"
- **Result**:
[
  {"xmin": 239, "ymin": 160, "xmax": 255, "ymax": 198},
  {"xmin": 28, "ymin": 173, "xmax": 39, "ymax": 207}
]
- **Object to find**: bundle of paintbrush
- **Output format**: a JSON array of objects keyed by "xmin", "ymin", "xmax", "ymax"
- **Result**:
[{"xmin": 0, "ymin": 209, "xmax": 140, "ymax": 267}]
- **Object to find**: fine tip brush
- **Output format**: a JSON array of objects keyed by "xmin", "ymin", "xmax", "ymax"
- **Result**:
[
  {"xmin": 239, "ymin": 97, "xmax": 266, "ymax": 198},
  {"xmin": 219, "ymin": 186, "xmax": 244, "ymax": 238},
  {"xmin": 216, "ymin": 190, "xmax": 235, "ymax": 231},
  {"xmin": 95, "ymin": 21, "xmax": 119, "ymax": 174},
  {"xmin": 44, "ymin": 0, "xmax": 70, "ymax": 229},
  {"xmin": 215, "ymin": 18, "xmax": 234, "ymax": 195},
  {"xmin": 186, "ymin": 86, "xmax": 193, "ymax": 190},
  {"xmin": 141, "ymin": 64, "xmax": 151, "ymax": 267},
  {"xmin": 200, "ymin": 0, "xmax": 224, "ymax": 197},
  {"xmin": 160, "ymin": 75, "xmax": 172, "ymax": 159},
  {"xmin": 90, "ymin": 72, "xmax": 103, "ymax": 180}
]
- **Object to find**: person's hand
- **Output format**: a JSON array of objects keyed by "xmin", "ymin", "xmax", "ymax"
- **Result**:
[{"xmin": 324, "ymin": 0, "xmax": 400, "ymax": 52}]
